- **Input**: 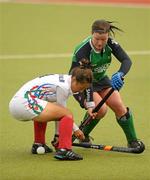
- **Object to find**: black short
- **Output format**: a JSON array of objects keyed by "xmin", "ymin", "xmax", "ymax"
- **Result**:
[{"xmin": 93, "ymin": 76, "xmax": 112, "ymax": 92}]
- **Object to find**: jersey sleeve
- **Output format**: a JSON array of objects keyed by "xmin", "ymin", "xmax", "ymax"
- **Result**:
[
  {"xmin": 108, "ymin": 38, "xmax": 132, "ymax": 75},
  {"xmin": 85, "ymin": 86, "xmax": 95, "ymax": 108},
  {"xmin": 56, "ymin": 86, "xmax": 67, "ymax": 107},
  {"xmin": 69, "ymin": 42, "xmax": 91, "ymax": 74}
]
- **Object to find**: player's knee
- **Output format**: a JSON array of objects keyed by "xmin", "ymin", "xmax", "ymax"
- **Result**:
[
  {"xmin": 117, "ymin": 107, "xmax": 131, "ymax": 121},
  {"xmin": 64, "ymin": 109, "xmax": 73, "ymax": 118},
  {"xmin": 65, "ymin": 114, "xmax": 73, "ymax": 119},
  {"xmin": 114, "ymin": 105, "xmax": 127, "ymax": 117}
]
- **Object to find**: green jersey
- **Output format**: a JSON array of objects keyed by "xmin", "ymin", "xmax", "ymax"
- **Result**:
[
  {"xmin": 72, "ymin": 36, "xmax": 112, "ymax": 82},
  {"xmin": 69, "ymin": 36, "xmax": 132, "ymax": 103}
]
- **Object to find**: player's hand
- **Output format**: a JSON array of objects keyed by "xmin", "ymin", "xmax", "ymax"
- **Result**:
[
  {"xmin": 111, "ymin": 72, "xmax": 124, "ymax": 91},
  {"xmin": 74, "ymin": 129, "xmax": 85, "ymax": 140},
  {"xmin": 87, "ymin": 108, "xmax": 97, "ymax": 119}
]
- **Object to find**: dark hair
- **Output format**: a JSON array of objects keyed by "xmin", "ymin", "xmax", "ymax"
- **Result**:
[
  {"xmin": 92, "ymin": 19, "xmax": 123, "ymax": 36},
  {"xmin": 79, "ymin": 58, "xmax": 92, "ymax": 69},
  {"xmin": 71, "ymin": 59, "xmax": 93, "ymax": 84}
]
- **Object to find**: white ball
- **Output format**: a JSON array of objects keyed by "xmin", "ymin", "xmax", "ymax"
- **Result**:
[{"xmin": 36, "ymin": 146, "xmax": 45, "ymax": 154}]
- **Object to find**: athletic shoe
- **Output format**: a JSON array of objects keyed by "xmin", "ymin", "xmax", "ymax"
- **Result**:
[
  {"xmin": 128, "ymin": 140, "xmax": 145, "ymax": 153},
  {"xmin": 51, "ymin": 134, "xmax": 59, "ymax": 150},
  {"xmin": 31, "ymin": 143, "xmax": 53, "ymax": 154},
  {"xmin": 79, "ymin": 135, "xmax": 94, "ymax": 144},
  {"xmin": 54, "ymin": 149, "xmax": 83, "ymax": 160}
]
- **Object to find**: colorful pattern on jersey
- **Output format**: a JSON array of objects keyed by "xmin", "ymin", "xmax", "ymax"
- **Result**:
[{"xmin": 24, "ymin": 84, "xmax": 56, "ymax": 115}]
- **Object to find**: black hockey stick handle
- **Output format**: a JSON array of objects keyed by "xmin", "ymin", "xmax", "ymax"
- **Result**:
[
  {"xmin": 92, "ymin": 88, "xmax": 114, "ymax": 113},
  {"xmin": 72, "ymin": 88, "xmax": 115, "ymax": 142},
  {"xmin": 72, "ymin": 143, "xmax": 143, "ymax": 154},
  {"xmin": 79, "ymin": 88, "xmax": 114, "ymax": 128}
]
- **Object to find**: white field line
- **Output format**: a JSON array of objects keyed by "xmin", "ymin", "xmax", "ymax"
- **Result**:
[
  {"xmin": 0, "ymin": 53, "xmax": 72, "ymax": 59},
  {"xmin": 0, "ymin": 50, "xmax": 150, "ymax": 60}
]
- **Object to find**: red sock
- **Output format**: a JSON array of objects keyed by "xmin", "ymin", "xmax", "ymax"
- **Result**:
[
  {"xmin": 58, "ymin": 116, "xmax": 73, "ymax": 150},
  {"xmin": 33, "ymin": 121, "xmax": 47, "ymax": 144}
]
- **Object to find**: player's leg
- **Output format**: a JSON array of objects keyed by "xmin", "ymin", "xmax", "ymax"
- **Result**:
[
  {"xmin": 9, "ymin": 95, "xmax": 83, "ymax": 159},
  {"xmin": 9, "ymin": 96, "xmax": 54, "ymax": 154},
  {"xmin": 33, "ymin": 102, "xmax": 83, "ymax": 160},
  {"xmin": 31, "ymin": 121, "xmax": 53, "ymax": 154},
  {"xmin": 32, "ymin": 102, "xmax": 73, "ymax": 122},
  {"xmin": 33, "ymin": 121, "xmax": 47, "ymax": 144},
  {"xmin": 31, "ymin": 101, "xmax": 73, "ymax": 154},
  {"xmin": 54, "ymin": 116, "xmax": 83, "ymax": 160},
  {"xmin": 106, "ymin": 90, "xmax": 145, "ymax": 150},
  {"xmin": 79, "ymin": 91, "xmax": 107, "ymax": 143}
]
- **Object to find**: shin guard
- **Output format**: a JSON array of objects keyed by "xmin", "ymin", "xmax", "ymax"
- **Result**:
[
  {"xmin": 58, "ymin": 116, "xmax": 73, "ymax": 150},
  {"xmin": 117, "ymin": 108, "xmax": 137, "ymax": 144},
  {"xmin": 34, "ymin": 121, "xmax": 47, "ymax": 144}
]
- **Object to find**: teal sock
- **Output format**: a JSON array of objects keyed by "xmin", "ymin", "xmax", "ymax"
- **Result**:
[
  {"xmin": 81, "ymin": 112, "xmax": 100, "ymax": 136},
  {"xmin": 117, "ymin": 108, "xmax": 137, "ymax": 143}
]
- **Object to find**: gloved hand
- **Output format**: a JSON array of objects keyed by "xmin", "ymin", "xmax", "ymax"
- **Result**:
[{"xmin": 111, "ymin": 72, "xmax": 124, "ymax": 91}]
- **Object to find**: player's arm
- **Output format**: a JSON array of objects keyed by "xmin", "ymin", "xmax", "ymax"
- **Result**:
[
  {"xmin": 108, "ymin": 38, "xmax": 132, "ymax": 90},
  {"xmin": 108, "ymin": 37, "xmax": 132, "ymax": 75}
]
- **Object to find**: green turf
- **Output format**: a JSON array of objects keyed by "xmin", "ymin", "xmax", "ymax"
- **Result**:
[{"xmin": 0, "ymin": 2, "xmax": 150, "ymax": 180}]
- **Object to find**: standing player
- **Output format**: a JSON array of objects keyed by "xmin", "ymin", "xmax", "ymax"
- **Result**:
[
  {"xmin": 64, "ymin": 19, "xmax": 144, "ymax": 150},
  {"xmin": 9, "ymin": 65, "xmax": 93, "ymax": 160}
]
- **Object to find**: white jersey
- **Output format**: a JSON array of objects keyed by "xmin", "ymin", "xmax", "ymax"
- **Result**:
[
  {"xmin": 9, "ymin": 74, "xmax": 79, "ymax": 131},
  {"xmin": 15, "ymin": 74, "xmax": 73, "ymax": 107},
  {"xmin": 9, "ymin": 74, "xmax": 77, "ymax": 122}
]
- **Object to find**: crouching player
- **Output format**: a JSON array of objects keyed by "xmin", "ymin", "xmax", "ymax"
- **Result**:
[{"xmin": 9, "ymin": 64, "xmax": 93, "ymax": 161}]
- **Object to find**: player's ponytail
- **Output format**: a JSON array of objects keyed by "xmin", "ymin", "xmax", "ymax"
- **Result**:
[
  {"xmin": 79, "ymin": 58, "xmax": 92, "ymax": 69},
  {"xmin": 71, "ymin": 58, "xmax": 93, "ymax": 84},
  {"xmin": 92, "ymin": 19, "xmax": 123, "ymax": 36}
]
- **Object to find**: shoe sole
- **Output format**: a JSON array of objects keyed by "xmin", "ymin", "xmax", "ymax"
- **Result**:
[{"xmin": 54, "ymin": 155, "xmax": 83, "ymax": 161}]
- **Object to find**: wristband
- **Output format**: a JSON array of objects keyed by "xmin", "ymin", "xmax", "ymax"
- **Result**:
[
  {"xmin": 73, "ymin": 122, "xmax": 79, "ymax": 132},
  {"xmin": 86, "ymin": 101, "xmax": 95, "ymax": 109}
]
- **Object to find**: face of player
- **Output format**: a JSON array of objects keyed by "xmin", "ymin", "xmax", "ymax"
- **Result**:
[
  {"xmin": 91, "ymin": 32, "xmax": 109, "ymax": 52},
  {"xmin": 71, "ymin": 78, "xmax": 90, "ymax": 93}
]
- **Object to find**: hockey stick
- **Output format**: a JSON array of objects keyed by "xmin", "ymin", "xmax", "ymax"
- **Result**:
[
  {"xmin": 72, "ymin": 142, "xmax": 144, "ymax": 154},
  {"xmin": 72, "ymin": 88, "xmax": 115, "ymax": 142}
]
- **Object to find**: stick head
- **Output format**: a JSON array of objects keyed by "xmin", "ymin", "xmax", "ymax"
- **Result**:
[{"xmin": 132, "ymin": 141, "xmax": 145, "ymax": 154}]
